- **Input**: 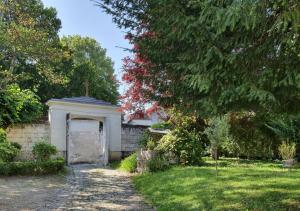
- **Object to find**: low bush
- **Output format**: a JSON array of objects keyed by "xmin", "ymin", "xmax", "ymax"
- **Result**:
[
  {"xmin": 0, "ymin": 158, "xmax": 65, "ymax": 176},
  {"xmin": 0, "ymin": 142, "xmax": 20, "ymax": 162},
  {"xmin": 278, "ymin": 141, "xmax": 296, "ymax": 160},
  {"xmin": 0, "ymin": 128, "xmax": 6, "ymax": 143},
  {"xmin": 147, "ymin": 156, "xmax": 169, "ymax": 172},
  {"xmin": 138, "ymin": 131, "xmax": 162, "ymax": 150},
  {"xmin": 119, "ymin": 153, "xmax": 137, "ymax": 173},
  {"xmin": 32, "ymin": 142, "xmax": 57, "ymax": 161},
  {"xmin": 146, "ymin": 139, "xmax": 156, "ymax": 150},
  {"xmin": 10, "ymin": 142, "xmax": 22, "ymax": 150},
  {"xmin": 157, "ymin": 129, "xmax": 205, "ymax": 165},
  {"xmin": 138, "ymin": 131, "xmax": 151, "ymax": 148}
]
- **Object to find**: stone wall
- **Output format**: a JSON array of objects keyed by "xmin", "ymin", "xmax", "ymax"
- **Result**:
[
  {"xmin": 121, "ymin": 124, "xmax": 148, "ymax": 155},
  {"xmin": 6, "ymin": 123, "xmax": 50, "ymax": 160},
  {"xmin": 6, "ymin": 122, "xmax": 149, "ymax": 160}
]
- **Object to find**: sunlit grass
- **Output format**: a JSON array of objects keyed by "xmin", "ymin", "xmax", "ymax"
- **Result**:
[{"xmin": 133, "ymin": 158, "xmax": 300, "ymax": 210}]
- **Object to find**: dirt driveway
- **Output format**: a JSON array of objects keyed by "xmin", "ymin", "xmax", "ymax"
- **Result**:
[{"xmin": 0, "ymin": 165, "xmax": 153, "ymax": 211}]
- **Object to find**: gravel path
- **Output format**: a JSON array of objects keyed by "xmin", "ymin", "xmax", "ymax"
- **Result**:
[
  {"xmin": 0, "ymin": 165, "xmax": 153, "ymax": 211},
  {"xmin": 0, "ymin": 174, "xmax": 70, "ymax": 210},
  {"xmin": 62, "ymin": 164, "xmax": 153, "ymax": 210}
]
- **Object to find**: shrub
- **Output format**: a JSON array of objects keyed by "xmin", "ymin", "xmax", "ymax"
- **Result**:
[
  {"xmin": 228, "ymin": 112, "xmax": 278, "ymax": 159},
  {"xmin": 147, "ymin": 156, "xmax": 169, "ymax": 172},
  {"xmin": 157, "ymin": 129, "xmax": 204, "ymax": 165},
  {"xmin": 138, "ymin": 131, "xmax": 161, "ymax": 150},
  {"xmin": 0, "ymin": 142, "xmax": 20, "ymax": 162},
  {"xmin": 0, "ymin": 128, "xmax": 6, "ymax": 143},
  {"xmin": 119, "ymin": 153, "xmax": 137, "ymax": 173},
  {"xmin": 32, "ymin": 142, "xmax": 57, "ymax": 161},
  {"xmin": 138, "ymin": 131, "xmax": 151, "ymax": 148},
  {"xmin": 151, "ymin": 122, "xmax": 172, "ymax": 130},
  {"xmin": 146, "ymin": 139, "xmax": 156, "ymax": 150},
  {"xmin": 278, "ymin": 141, "xmax": 296, "ymax": 160},
  {"xmin": 10, "ymin": 142, "xmax": 21, "ymax": 150},
  {"xmin": 0, "ymin": 158, "xmax": 65, "ymax": 176}
]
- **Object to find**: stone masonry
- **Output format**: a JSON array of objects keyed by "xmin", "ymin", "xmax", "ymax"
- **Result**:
[
  {"xmin": 121, "ymin": 124, "xmax": 148, "ymax": 154},
  {"xmin": 6, "ymin": 123, "xmax": 50, "ymax": 160}
]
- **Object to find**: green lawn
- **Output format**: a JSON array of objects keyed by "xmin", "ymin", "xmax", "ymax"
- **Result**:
[{"xmin": 133, "ymin": 158, "xmax": 300, "ymax": 210}]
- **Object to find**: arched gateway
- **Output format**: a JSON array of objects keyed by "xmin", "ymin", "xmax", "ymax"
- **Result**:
[{"xmin": 46, "ymin": 97, "xmax": 122, "ymax": 165}]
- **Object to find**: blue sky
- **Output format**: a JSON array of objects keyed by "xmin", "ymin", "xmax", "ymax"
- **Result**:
[{"xmin": 42, "ymin": 0, "xmax": 131, "ymax": 94}]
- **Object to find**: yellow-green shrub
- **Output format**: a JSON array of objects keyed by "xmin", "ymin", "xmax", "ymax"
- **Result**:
[{"xmin": 278, "ymin": 141, "xmax": 296, "ymax": 160}]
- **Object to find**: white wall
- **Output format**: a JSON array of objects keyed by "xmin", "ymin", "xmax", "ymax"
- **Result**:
[
  {"xmin": 108, "ymin": 115, "xmax": 122, "ymax": 152},
  {"xmin": 49, "ymin": 108, "xmax": 67, "ymax": 151}
]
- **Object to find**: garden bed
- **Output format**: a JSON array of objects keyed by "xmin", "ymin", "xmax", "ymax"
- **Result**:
[{"xmin": 133, "ymin": 158, "xmax": 300, "ymax": 210}]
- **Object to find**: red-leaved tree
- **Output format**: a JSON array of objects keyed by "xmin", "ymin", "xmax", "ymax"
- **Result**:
[{"xmin": 119, "ymin": 32, "xmax": 168, "ymax": 120}]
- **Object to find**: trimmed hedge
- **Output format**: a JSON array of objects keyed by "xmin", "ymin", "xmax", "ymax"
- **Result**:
[{"xmin": 0, "ymin": 158, "xmax": 65, "ymax": 176}]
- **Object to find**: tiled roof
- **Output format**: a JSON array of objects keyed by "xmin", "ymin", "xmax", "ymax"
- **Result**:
[{"xmin": 48, "ymin": 96, "xmax": 118, "ymax": 107}]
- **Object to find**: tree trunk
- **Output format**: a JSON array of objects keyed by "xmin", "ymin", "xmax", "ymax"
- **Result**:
[
  {"xmin": 212, "ymin": 148, "xmax": 219, "ymax": 160},
  {"xmin": 84, "ymin": 79, "xmax": 89, "ymax": 96}
]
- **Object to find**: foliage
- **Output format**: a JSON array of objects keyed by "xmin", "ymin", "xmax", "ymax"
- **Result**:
[
  {"xmin": 138, "ymin": 130, "xmax": 163, "ymax": 150},
  {"xmin": 10, "ymin": 142, "xmax": 21, "ymax": 150},
  {"xmin": 0, "ymin": 142, "xmax": 20, "ymax": 162},
  {"xmin": 0, "ymin": 158, "xmax": 65, "ymax": 176},
  {"xmin": 157, "ymin": 129, "xmax": 204, "ymax": 165},
  {"xmin": 279, "ymin": 141, "xmax": 297, "ymax": 160},
  {"xmin": 0, "ymin": 0, "xmax": 64, "ymax": 89},
  {"xmin": 147, "ymin": 155, "xmax": 169, "ymax": 172},
  {"xmin": 204, "ymin": 115, "xmax": 231, "ymax": 159},
  {"xmin": 60, "ymin": 36, "xmax": 119, "ymax": 104},
  {"xmin": 119, "ymin": 153, "xmax": 137, "ymax": 173},
  {"xmin": 151, "ymin": 122, "xmax": 172, "ymax": 130},
  {"xmin": 0, "ymin": 1, "xmax": 118, "ymax": 108},
  {"xmin": 0, "ymin": 84, "xmax": 43, "ymax": 127},
  {"xmin": 117, "ymin": 39, "xmax": 155, "ymax": 112},
  {"xmin": 166, "ymin": 108, "xmax": 207, "ymax": 132},
  {"xmin": 228, "ymin": 112, "xmax": 279, "ymax": 159},
  {"xmin": 133, "ymin": 158, "xmax": 300, "ymax": 210},
  {"xmin": 32, "ymin": 142, "xmax": 57, "ymax": 161},
  {"xmin": 138, "ymin": 131, "xmax": 151, "ymax": 148},
  {"xmin": 266, "ymin": 114, "xmax": 300, "ymax": 143},
  {"xmin": 0, "ymin": 128, "xmax": 6, "ymax": 143},
  {"xmin": 101, "ymin": 0, "xmax": 300, "ymax": 116},
  {"xmin": 146, "ymin": 139, "xmax": 156, "ymax": 151}
]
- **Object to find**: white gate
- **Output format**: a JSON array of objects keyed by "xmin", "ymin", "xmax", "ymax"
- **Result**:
[{"xmin": 67, "ymin": 119, "xmax": 103, "ymax": 164}]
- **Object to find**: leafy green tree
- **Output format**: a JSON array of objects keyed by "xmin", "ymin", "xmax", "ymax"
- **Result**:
[
  {"xmin": 0, "ymin": 84, "xmax": 43, "ymax": 128},
  {"xmin": 61, "ymin": 36, "xmax": 119, "ymax": 104},
  {"xmin": 0, "ymin": 0, "xmax": 63, "ymax": 86},
  {"xmin": 204, "ymin": 115, "xmax": 231, "ymax": 174},
  {"xmin": 100, "ymin": 0, "xmax": 300, "ymax": 116}
]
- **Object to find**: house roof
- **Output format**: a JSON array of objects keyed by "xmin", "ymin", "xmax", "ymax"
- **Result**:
[{"xmin": 47, "ymin": 96, "xmax": 118, "ymax": 107}]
